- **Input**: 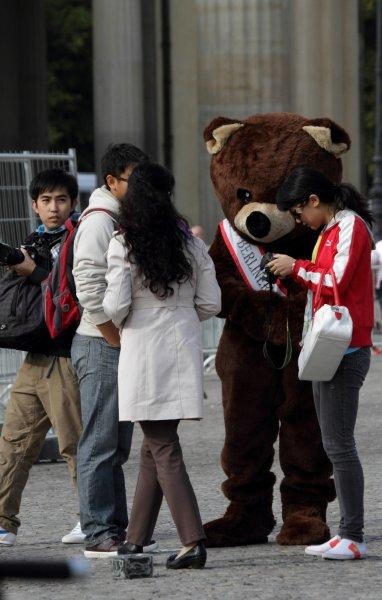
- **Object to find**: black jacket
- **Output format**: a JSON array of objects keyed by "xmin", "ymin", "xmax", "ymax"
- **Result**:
[{"xmin": 23, "ymin": 229, "xmax": 74, "ymax": 358}]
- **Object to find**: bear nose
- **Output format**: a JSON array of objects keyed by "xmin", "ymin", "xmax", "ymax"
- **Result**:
[{"xmin": 246, "ymin": 211, "xmax": 271, "ymax": 238}]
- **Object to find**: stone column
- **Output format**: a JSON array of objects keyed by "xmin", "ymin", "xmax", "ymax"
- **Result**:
[
  {"xmin": 92, "ymin": 0, "xmax": 145, "ymax": 177},
  {"xmin": 0, "ymin": 0, "xmax": 48, "ymax": 150},
  {"xmin": 170, "ymin": 0, "xmax": 200, "ymax": 226},
  {"xmin": 0, "ymin": 1, "xmax": 19, "ymax": 148},
  {"xmin": 290, "ymin": 0, "xmax": 361, "ymax": 185},
  {"xmin": 141, "ymin": 0, "xmax": 161, "ymax": 161},
  {"xmin": 195, "ymin": 0, "xmax": 292, "ymax": 242}
]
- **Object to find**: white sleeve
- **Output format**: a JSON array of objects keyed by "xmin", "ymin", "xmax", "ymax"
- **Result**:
[
  {"xmin": 102, "ymin": 236, "xmax": 132, "ymax": 328},
  {"xmin": 73, "ymin": 213, "xmax": 117, "ymax": 325},
  {"xmin": 192, "ymin": 237, "xmax": 221, "ymax": 321},
  {"xmin": 371, "ymin": 249, "xmax": 380, "ymax": 268}
]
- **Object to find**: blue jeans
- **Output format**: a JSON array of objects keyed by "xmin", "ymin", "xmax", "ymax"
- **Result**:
[
  {"xmin": 312, "ymin": 347, "xmax": 370, "ymax": 543},
  {"xmin": 71, "ymin": 334, "xmax": 133, "ymax": 547}
]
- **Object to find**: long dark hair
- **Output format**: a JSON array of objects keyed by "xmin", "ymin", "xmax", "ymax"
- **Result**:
[
  {"xmin": 276, "ymin": 166, "xmax": 374, "ymax": 228},
  {"xmin": 119, "ymin": 162, "xmax": 193, "ymax": 299}
]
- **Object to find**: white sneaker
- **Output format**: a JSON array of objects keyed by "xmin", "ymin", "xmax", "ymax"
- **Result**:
[
  {"xmin": 305, "ymin": 535, "xmax": 341, "ymax": 556},
  {"xmin": 143, "ymin": 540, "xmax": 158, "ymax": 553},
  {"xmin": 62, "ymin": 521, "xmax": 86, "ymax": 544},
  {"xmin": 322, "ymin": 538, "xmax": 366, "ymax": 560},
  {"xmin": 0, "ymin": 529, "xmax": 17, "ymax": 546}
]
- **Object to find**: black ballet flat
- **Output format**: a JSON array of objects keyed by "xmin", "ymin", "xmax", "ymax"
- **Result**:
[
  {"xmin": 166, "ymin": 542, "xmax": 207, "ymax": 569},
  {"xmin": 118, "ymin": 542, "xmax": 143, "ymax": 555}
]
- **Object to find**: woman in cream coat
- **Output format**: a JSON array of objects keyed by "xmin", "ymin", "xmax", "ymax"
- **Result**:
[{"xmin": 103, "ymin": 162, "xmax": 221, "ymax": 570}]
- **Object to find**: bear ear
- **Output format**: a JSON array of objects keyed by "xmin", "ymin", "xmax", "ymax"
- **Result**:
[
  {"xmin": 302, "ymin": 118, "xmax": 351, "ymax": 157},
  {"xmin": 204, "ymin": 117, "xmax": 243, "ymax": 155}
]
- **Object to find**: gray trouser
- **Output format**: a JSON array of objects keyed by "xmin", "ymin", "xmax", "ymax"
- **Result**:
[{"xmin": 312, "ymin": 347, "xmax": 370, "ymax": 543}]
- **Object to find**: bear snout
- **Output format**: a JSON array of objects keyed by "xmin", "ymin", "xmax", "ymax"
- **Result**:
[
  {"xmin": 234, "ymin": 202, "xmax": 296, "ymax": 243},
  {"xmin": 246, "ymin": 211, "xmax": 271, "ymax": 238}
]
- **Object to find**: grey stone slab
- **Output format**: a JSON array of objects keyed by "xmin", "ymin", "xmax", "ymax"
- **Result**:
[{"xmin": 1, "ymin": 357, "xmax": 382, "ymax": 599}]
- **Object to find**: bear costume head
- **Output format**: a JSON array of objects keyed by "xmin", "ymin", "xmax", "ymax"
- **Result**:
[{"xmin": 204, "ymin": 112, "xmax": 351, "ymax": 251}]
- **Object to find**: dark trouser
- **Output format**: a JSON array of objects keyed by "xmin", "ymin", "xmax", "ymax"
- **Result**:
[
  {"xmin": 312, "ymin": 347, "xmax": 371, "ymax": 543},
  {"xmin": 71, "ymin": 334, "xmax": 133, "ymax": 547},
  {"xmin": 127, "ymin": 420, "xmax": 205, "ymax": 547}
]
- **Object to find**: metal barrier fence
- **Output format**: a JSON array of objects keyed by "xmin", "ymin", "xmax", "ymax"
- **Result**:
[
  {"xmin": 0, "ymin": 150, "xmax": 78, "ymax": 412},
  {"xmin": 202, "ymin": 317, "xmax": 224, "ymax": 373}
]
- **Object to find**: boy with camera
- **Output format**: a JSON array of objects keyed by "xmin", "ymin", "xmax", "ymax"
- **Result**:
[{"xmin": 0, "ymin": 168, "xmax": 82, "ymax": 546}]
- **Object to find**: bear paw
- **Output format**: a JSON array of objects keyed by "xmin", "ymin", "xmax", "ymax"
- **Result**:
[
  {"xmin": 276, "ymin": 515, "xmax": 330, "ymax": 546},
  {"xmin": 203, "ymin": 514, "xmax": 271, "ymax": 548}
]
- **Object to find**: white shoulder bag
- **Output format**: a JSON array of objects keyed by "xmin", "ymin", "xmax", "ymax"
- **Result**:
[{"xmin": 298, "ymin": 268, "xmax": 353, "ymax": 382}]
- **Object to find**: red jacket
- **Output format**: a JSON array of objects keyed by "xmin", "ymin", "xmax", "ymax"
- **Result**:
[{"xmin": 291, "ymin": 210, "xmax": 374, "ymax": 347}]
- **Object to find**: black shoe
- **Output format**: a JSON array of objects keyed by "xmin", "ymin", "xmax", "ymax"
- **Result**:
[
  {"xmin": 118, "ymin": 542, "xmax": 143, "ymax": 555},
  {"xmin": 166, "ymin": 542, "xmax": 207, "ymax": 569}
]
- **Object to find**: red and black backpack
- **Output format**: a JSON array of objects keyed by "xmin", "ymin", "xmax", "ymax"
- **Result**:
[{"xmin": 42, "ymin": 208, "xmax": 117, "ymax": 339}]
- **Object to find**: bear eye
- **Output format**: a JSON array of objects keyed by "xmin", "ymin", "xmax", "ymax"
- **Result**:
[{"xmin": 237, "ymin": 188, "xmax": 252, "ymax": 203}]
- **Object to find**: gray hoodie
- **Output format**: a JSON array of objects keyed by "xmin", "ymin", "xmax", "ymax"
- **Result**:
[{"xmin": 73, "ymin": 185, "xmax": 119, "ymax": 337}]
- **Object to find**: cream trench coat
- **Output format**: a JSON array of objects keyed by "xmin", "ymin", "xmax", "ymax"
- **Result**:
[{"xmin": 103, "ymin": 234, "xmax": 221, "ymax": 422}]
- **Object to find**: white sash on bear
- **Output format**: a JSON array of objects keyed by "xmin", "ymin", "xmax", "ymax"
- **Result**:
[{"xmin": 219, "ymin": 219, "xmax": 286, "ymax": 296}]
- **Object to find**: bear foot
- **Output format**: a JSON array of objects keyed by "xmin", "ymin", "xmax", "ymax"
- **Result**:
[
  {"xmin": 203, "ymin": 505, "xmax": 274, "ymax": 548},
  {"xmin": 276, "ymin": 515, "xmax": 330, "ymax": 546},
  {"xmin": 204, "ymin": 517, "xmax": 268, "ymax": 547}
]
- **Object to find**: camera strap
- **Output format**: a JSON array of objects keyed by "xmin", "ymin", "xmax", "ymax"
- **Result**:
[{"xmin": 262, "ymin": 279, "xmax": 292, "ymax": 370}]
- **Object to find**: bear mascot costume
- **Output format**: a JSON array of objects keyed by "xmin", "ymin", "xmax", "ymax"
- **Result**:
[{"xmin": 203, "ymin": 112, "xmax": 351, "ymax": 546}]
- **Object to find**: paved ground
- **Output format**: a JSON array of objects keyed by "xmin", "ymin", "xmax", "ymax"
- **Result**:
[{"xmin": 1, "ymin": 356, "xmax": 382, "ymax": 599}]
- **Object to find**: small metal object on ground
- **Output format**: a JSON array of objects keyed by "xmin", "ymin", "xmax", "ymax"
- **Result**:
[{"xmin": 112, "ymin": 554, "xmax": 153, "ymax": 579}]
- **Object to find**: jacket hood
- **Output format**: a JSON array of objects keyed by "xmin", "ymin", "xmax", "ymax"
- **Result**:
[{"xmin": 87, "ymin": 185, "xmax": 120, "ymax": 214}]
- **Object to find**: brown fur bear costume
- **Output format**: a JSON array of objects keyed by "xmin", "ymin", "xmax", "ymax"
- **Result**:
[{"xmin": 203, "ymin": 112, "xmax": 351, "ymax": 547}]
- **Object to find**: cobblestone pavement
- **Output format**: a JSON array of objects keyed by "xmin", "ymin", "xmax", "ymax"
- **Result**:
[{"xmin": 1, "ymin": 357, "xmax": 382, "ymax": 599}]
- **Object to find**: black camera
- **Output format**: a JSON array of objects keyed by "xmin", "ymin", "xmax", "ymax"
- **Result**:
[
  {"xmin": 259, "ymin": 251, "xmax": 277, "ymax": 284},
  {"xmin": 0, "ymin": 242, "xmax": 35, "ymax": 267}
]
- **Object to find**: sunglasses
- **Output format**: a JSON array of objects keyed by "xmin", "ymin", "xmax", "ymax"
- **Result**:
[{"xmin": 289, "ymin": 199, "xmax": 308, "ymax": 220}]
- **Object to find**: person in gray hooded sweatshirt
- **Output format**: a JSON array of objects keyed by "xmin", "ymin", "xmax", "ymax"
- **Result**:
[{"xmin": 71, "ymin": 143, "xmax": 157, "ymax": 558}]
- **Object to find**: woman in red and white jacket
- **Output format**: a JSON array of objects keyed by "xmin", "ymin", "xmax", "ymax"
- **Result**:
[{"xmin": 269, "ymin": 165, "xmax": 374, "ymax": 561}]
